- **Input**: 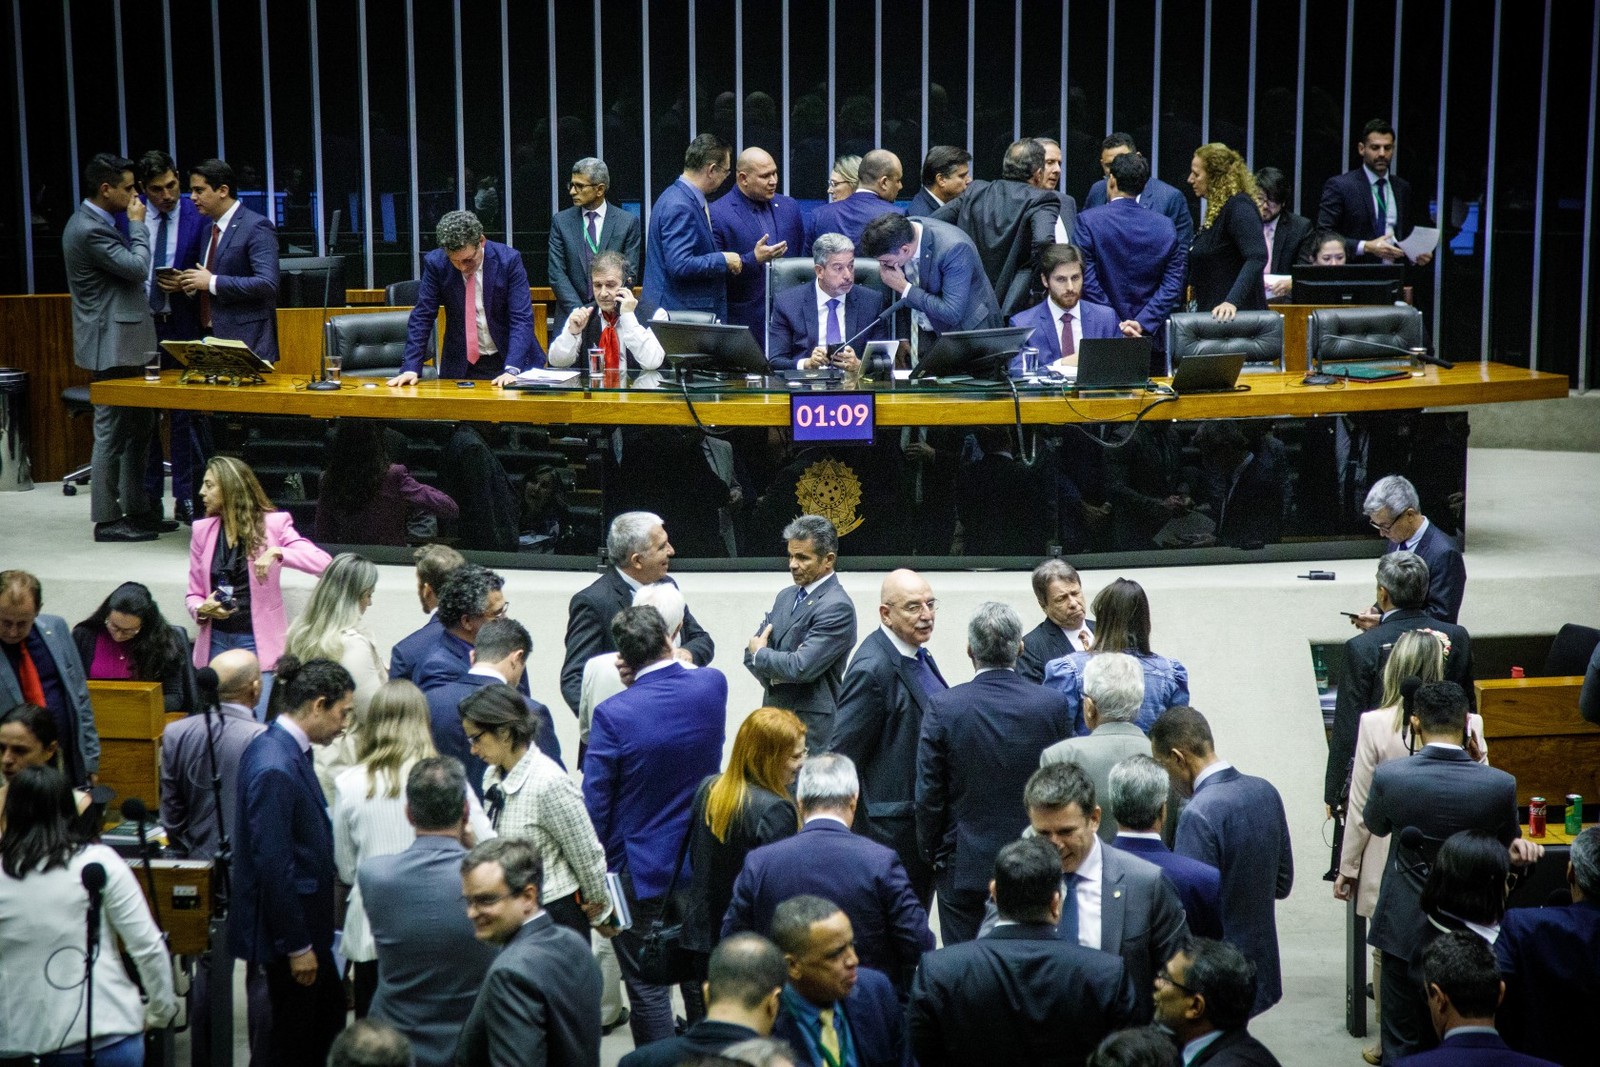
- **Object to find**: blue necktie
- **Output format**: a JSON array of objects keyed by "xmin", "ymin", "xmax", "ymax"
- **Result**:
[
  {"xmin": 1061, "ymin": 872, "xmax": 1081, "ymax": 944},
  {"xmin": 149, "ymin": 210, "xmax": 170, "ymax": 314},
  {"xmin": 825, "ymin": 298, "xmax": 843, "ymax": 345},
  {"xmin": 912, "ymin": 647, "xmax": 945, "ymax": 696},
  {"xmin": 794, "ymin": 585, "xmax": 810, "ymax": 612}
]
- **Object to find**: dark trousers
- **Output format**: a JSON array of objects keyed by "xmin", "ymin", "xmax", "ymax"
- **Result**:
[
  {"xmin": 89, "ymin": 367, "xmax": 156, "ymax": 524},
  {"xmin": 792, "ymin": 708, "xmax": 835, "ymax": 754},
  {"xmin": 262, "ymin": 948, "xmax": 346, "ymax": 1067},
  {"xmin": 1379, "ymin": 951, "xmax": 1437, "ymax": 1062},
  {"xmin": 934, "ymin": 873, "xmax": 987, "ymax": 946},
  {"xmin": 877, "ymin": 816, "xmax": 935, "ymax": 910},
  {"xmin": 351, "ymin": 960, "xmax": 378, "ymax": 1019},
  {"xmin": 616, "ymin": 886, "xmax": 706, "ymax": 1047},
  {"xmin": 144, "ymin": 408, "xmax": 212, "ymax": 505},
  {"xmin": 543, "ymin": 890, "xmax": 593, "ymax": 942}
]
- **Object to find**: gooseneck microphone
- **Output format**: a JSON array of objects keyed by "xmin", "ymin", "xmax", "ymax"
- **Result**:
[
  {"xmin": 1323, "ymin": 334, "xmax": 1454, "ymax": 369},
  {"xmin": 308, "ymin": 211, "xmax": 346, "ymax": 391},
  {"xmin": 121, "ymin": 797, "xmax": 165, "ymax": 934}
]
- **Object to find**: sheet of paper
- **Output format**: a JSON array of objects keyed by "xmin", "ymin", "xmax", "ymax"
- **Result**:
[
  {"xmin": 1265, "ymin": 273, "xmax": 1292, "ymax": 287},
  {"xmin": 514, "ymin": 367, "xmax": 581, "ymax": 384},
  {"xmin": 1398, "ymin": 226, "xmax": 1439, "ymax": 261}
]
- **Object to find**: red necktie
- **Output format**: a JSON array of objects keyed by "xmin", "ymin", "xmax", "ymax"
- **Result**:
[
  {"xmin": 199, "ymin": 224, "xmax": 221, "ymax": 329},
  {"xmin": 17, "ymin": 644, "xmax": 46, "ymax": 708},
  {"xmin": 1060, "ymin": 311, "xmax": 1076, "ymax": 357},
  {"xmin": 598, "ymin": 310, "xmax": 621, "ymax": 370},
  {"xmin": 464, "ymin": 269, "xmax": 481, "ymax": 366}
]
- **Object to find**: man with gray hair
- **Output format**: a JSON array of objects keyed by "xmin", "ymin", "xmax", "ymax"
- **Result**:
[
  {"xmin": 548, "ymin": 156, "xmax": 643, "ymax": 319},
  {"xmin": 1106, "ymin": 755, "xmax": 1223, "ymax": 939},
  {"xmin": 389, "ymin": 208, "xmax": 543, "ymax": 386},
  {"xmin": 326, "ymin": 1020, "xmax": 413, "ymax": 1067},
  {"xmin": 745, "ymin": 515, "xmax": 858, "ymax": 749},
  {"xmin": 915, "ymin": 601, "xmax": 1073, "ymax": 942},
  {"xmin": 1356, "ymin": 473, "xmax": 1466, "ymax": 626},
  {"xmin": 1040, "ymin": 652, "xmax": 1150, "ymax": 844},
  {"xmin": 560, "ymin": 510, "xmax": 715, "ymax": 714},
  {"xmin": 724, "ymin": 753, "xmax": 934, "ymax": 989},
  {"xmin": 765, "ymin": 231, "xmax": 887, "ymax": 371},
  {"xmin": 1325, "ymin": 550, "xmax": 1474, "ymax": 814},
  {"xmin": 1017, "ymin": 558, "xmax": 1095, "ymax": 684}
]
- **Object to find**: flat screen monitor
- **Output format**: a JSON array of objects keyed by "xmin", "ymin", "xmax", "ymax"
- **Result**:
[
  {"xmin": 650, "ymin": 320, "xmax": 770, "ymax": 376},
  {"xmin": 279, "ymin": 256, "xmax": 347, "ymax": 309},
  {"xmin": 911, "ymin": 326, "xmax": 1032, "ymax": 381},
  {"xmin": 1290, "ymin": 264, "xmax": 1405, "ymax": 305}
]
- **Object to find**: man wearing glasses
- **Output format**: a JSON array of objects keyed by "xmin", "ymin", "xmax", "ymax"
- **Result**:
[
  {"xmin": 548, "ymin": 157, "xmax": 643, "ymax": 320},
  {"xmin": 639, "ymin": 133, "xmax": 743, "ymax": 323},
  {"xmin": 1153, "ymin": 938, "xmax": 1286, "ymax": 1066},
  {"xmin": 1356, "ymin": 473, "xmax": 1466, "ymax": 627}
]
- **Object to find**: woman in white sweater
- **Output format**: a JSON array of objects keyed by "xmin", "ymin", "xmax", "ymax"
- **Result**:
[{"xmin": 0, "ymin": 766, "xmax": 177, "ymax": 1064}]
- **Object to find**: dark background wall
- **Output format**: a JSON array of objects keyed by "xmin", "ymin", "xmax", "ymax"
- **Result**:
[{"xmin": 4, "ymin": 0, "xmax": 1597, "ymax": 385}]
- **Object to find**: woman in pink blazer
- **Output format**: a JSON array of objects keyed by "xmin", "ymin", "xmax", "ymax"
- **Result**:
[{"xmin": 186, "ymin": 457, "xmax": 330, "ymax": 714}]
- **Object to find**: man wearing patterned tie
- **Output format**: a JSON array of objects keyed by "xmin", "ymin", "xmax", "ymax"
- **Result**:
[
  {"xmin": 1006, "ymin": 244, "xmax": 1122, "ymax": 377},
  {"xmin": 547, "ymin": 157, "xmax": 643, "ymax": 320},
  {"xmin": 1017, "ymin": 558, "xmax": 1096, "ymax": 685},
  {"xmin": 1317, "ymin": 118, "xmax": 1434, "ymax": 267},
  {"xmin": 388, "ymin": 209, "xmax": 544, "ymax": 387},
  {"xmin": 178, "ymin": 158, "xmax": 281, "ymax": 362},
  {"xmin": 765, "ymin": 233, "xmax": 885, "ymax": 371},
  {"xmin": 831, "ymin": 569, "xmax": 945, "ymax": 906}
]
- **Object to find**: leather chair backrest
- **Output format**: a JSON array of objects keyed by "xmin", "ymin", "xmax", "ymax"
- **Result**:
[
  {"xmin": 664, "ymin": 309, "xmax": 718, "ymax": 325},
  {"xmin": 763, "ymin": 256, "xmax": 898, "ymax": 353},
  {"xmin": 1165, "ymin": 311, "xmax": 1285, "ymax": 373},
  {"xmin": 1309, "ymin": 305, "xmax": 1425, "ymax": 365},
  {"xmin": 385, "ymin": 279, "xmax": 421, "ymax": 306},
  {"xmin": 324, "ymin": 311, "xmax": 435, "ymax": 378}
]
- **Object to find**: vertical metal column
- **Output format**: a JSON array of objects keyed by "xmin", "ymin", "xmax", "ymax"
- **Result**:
[
  {"xmin": 260, "ymin": 0, "xmax": 275, "ymax": 215},
  {"xmin": 1580, "ymin": 2, "xmax": 1599, "ymax": 391},
  {"xmin": 734, "ymin": 0, "xmax": 744, "ymax": 149},
  {"xmin": 1529, "ymin": 0, "xmax": 1551, "ymax": 370},
  {"xmin": 453, "ymin": 0, "xmax": 465, "ymax": 211},
  {"xmin": 1105, "ymin": 0, "xmax": 1115, "ymax": 136},
  {"xmin": 1151, "ymin": 0, "xmax": 1161, "ymax": 175},
  {"xmin": 406, "ymin": 0, "xmax": 420, "ymax": 277},
  {"xmin": 358, "ymin": 0, "xmax": 374, "ymax": 286},
  {"xmin": 211, "ymin": 0, "xmax": 225, "ymax": 157},
  {"xmin": 1432, "ymin": 0, "xmax": 1451, "ymax": 351},
  {"xmin": 594, "ymin": 0, "xmax": 604, "ymax": 158},
  {"xmin": 15, "ymin": 1, "xmax": 34, "ymax": 291},
  {"xmin": 309, "ymin": 0, "xmax": 326, "ymax": 255},
  {"xmin": 501, "ymin": 0, "xmax": 512, "ymax": 243},
  {"xmin": 162, "ymin": 0, "xmax": 176, "ymax": 157},
  {"xmin": 1246, "ymin": 0, "xmax": 1257, "ymax": 164},
  {"xmin": 1479, "ymin": 0, "xmax": 1503, "ymax": 363},
  {"xmin": 1200, "ymin": 0, "xmax": 1211, "ymax": 145},
  {"xmin": 113, "ymin": 0, "xmax": 127, "ymax": 156},
  {"xmin": 62, "ymin": 1, "xmax": 79, "ymax": 198},
  {"xmin": 1294, "ymin": 0, "xmax": 1307, "ymax": 215},
  {"xmin": 547, "ymin": 0, "xmax": 559, "ymax": 217}
]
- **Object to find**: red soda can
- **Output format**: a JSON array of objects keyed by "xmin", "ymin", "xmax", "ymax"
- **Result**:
[{"xmin": 1529, "ymin": 797, "xmax": 1547, "ymax": 837}]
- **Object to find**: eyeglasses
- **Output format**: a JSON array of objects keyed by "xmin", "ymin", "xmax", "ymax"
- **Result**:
[
  {"xmin": 1156, "ymin": 967, "xmax": 1195, "ymax": 995},
  {"xmin": 568, "ymin": 181, "xmax": 598, "ymax": 191},
  {"xmin": 1369, "ymin": 509, "xmax": 1412, "ymax": 535},
  {"xmin": 461, "ymin": 891, "xmax": 512, "ymax": 910},
  {"xmin": 895, "ymin": 599, "xmax": 938, "ymax": 614},
  {"xmin": 105, "ymin": 620, "xmax": 143, "ymax": 639},
  {"xmin": 479, "ymin": 600, "xmax": 510, "ymax": 621},
  {"xmin": 827, "ymin": 177, "xmax": 853, "ymax": 190}
]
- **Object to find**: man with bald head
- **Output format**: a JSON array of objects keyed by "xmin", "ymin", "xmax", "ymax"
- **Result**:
[
  {"xmin": 160, "ymin": 648, "xmax": 267, "ymax": 859},
  {"xmin": 712, "ymin": 146, "xmax": 807, "ymax": 339},
  {"xmin": 805, "ymin": 148, "xmax": 905, "ymax": 247},
  {"xmin": 832, "ymin": 568, "xmax": 947, "ymax": 905}
]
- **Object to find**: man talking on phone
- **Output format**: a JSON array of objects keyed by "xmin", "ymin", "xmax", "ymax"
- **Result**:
[{"xmin": 765, "ymin": 233, "xmax": 885, "ymax": 371}]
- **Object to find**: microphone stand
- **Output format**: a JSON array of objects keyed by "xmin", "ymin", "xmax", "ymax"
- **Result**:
[
  {"xmin": 199, "ymin": 692, "xmax": 235, "ymax": 1067},
  {"xmin": 308, "ymin": 211, "xmax": 345, "ymax": 391},
  {"xmin": 81, "ymin": 864, "xmax": 106, "ymax": 1067}
]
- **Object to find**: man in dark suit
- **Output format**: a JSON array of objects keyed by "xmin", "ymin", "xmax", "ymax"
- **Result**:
[
  {"xmin": 1357, "ymin": 681, "xmax": 1524, "ymax": 1062},
  {"xmin": 1152, "ymin": 706, "xmax": 1293, "ymax": 1018},
  {"xmin": 745, "ymin": 515, "xmax": 858, "ymax": 751},
  {"xmin": 231, "ymin": 657, "xmax": 354, "ymax": 1066},
  {"xmin": 1495, "ymin": 827, "xmax": 1600, "ymax": 1067},
  {"xmin": 1008, "ymin": 244, "xmax": 1122, "ymax": 375},
  {"xmin": 618, "ymin": 934, "xmax": 788, "ymax": 1067},
  {"xmin": 420, "ymin": 617, "xmax": 560, "ymax": 784},
  {"xmin": 62, "ymin": 153, "xmax": 161, "ymax": 542},
  {"xmin": 981, "ymin": 762, "xmax": 1188, "ymax": 1022},
  {"xmin": 1073, "ymin": 151, "xmax": 1185, "ymax": 346},
  {"xmin": 1035, "ymin": 138, "xmax": 1080, "ymax": 242},
  {"xmin": 559, "ymin": 511, "xmax": 715, "ymax": 715},
  {"xmin": 724, "ymin": 754, "xmax": 934, "ymax": 988},
  {"xmin": 359, "ymin": 757, "xmax": 497, "ymax": 1067},
  {"xmin": 905, "ymin": 145, "xmax": 972, "ymax": 218},
  {"xmin": 766, "ymin": 232, "xmax": 886, "ymax": 370},
  {"xmin": 909, "ymin": 838, "xmax": 1137, "ymax": 1066},
  {"xmin": 456, "ymin": 837, "xmax": 602, "ymax": 1067},
  {"xmin": 1083, "ymin": 133, "xmax": 1194, "ymax": 253},
  {"xmin": 1409, "ymin": 932, "xmax": 1562, "ymax": 1067},
  {"xmin": 931, "ymin": 138, "xmax": 1061, "ymax": 318},
  {"xmin": 859, "ymin": 212, "xmax": 1001, "ymax": 354},
  {"xmin": 389, "ymin": 209, "xmax": 542, "ymax": 386},
  {"xmin": 179, "ymin": 157, "xmax": 280, "ymax": 361},
  {"xmin": 712, "ymin": 146, "xmax": 807, "ymax": 338},
  {"xmin": 831, "ymin": 568, "xmax": 947, "ymax": 905},
  {"xmin": 388, "ymin": 545, "xmax": 465, "ymax": 685},
  {"xmin": 1325, "ymin": 552, "xmax": 1475, "ymax": 815},
  {"xmin": 1317, "ymin": 118, "xmax": 1433, "ymax": 266},
  {"xmin": 1107, "ymin": 755, "xmax": 1224, "ymax": 939},
  {"xmin": 548, "ymin": 156, "xmax": 644, "ymax": 319},
  {"xmin": 583, "ymin": 604, "xmax": 727, "ymax": 1045},
  {"xmin": 768, "ymin": 895, "xmax": 909, "ymax": 1067},
  {"xmin": 641, "ymin": 133, "xmax": 746, "ymax": 320},
  {"xmin": 1017, "ymin": 558, "xmax": 1095, "ymax": 683},
  {"xmin": 160, "ymin": 648, "xmax": 265, "ymax": 858},
  {"xmin": 1152, "ymin": 938, "xmax": 1285, "ymax": 1067},
  {"xmin": 916, "ymin": 601, "xmax": 1073, "ymax": 942},
  {"xmin": 1041, "ymin": 653, "xmax": 1153, "ymax": 845},
  {"xmin": 804, "ymin": 149, "xmax": 904, "ymax": 247},
  {"xmin": 1356, "ymin": 474, "xmax": 1467, "ymax": 625},
  {"xmin": 0, "ymin": 571, "xmax": 100, "ymax": 786},
  {"xmin": 1255, "ymin": 166, "xmax": 1314, "ymax": 300}
]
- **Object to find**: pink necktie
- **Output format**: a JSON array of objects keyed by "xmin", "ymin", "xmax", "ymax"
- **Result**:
[
  {"xmin": 1060, "ymin": 311, "xmax": 1076, "ymax": 357},
  {"xmin": 464, "ymin": 269, "xmax": 480, "ymax": 365}
]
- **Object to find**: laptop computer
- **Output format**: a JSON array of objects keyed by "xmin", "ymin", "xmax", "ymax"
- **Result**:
[
  {"xmin": 1169, "ymin": 352, "xmax": 1246, "ymax": 395},
  {"xmin": 1074, "ymin": 337, "xmax": 1153, "ymax": 391}
]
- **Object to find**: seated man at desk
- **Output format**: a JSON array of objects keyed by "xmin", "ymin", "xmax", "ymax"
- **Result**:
[
  {"xmin": 1008, "ymin": 244, "xmax": 1120, "ymax": 376},
  {"xmin": 547, "ymin": 251, "xmax": 665, "ymax": 372},
  {"xmin": 767, "ymin": 233, "xmax": 885, "ymax": 371}
]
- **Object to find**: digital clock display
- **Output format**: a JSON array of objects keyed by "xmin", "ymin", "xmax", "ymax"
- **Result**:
[{"xmin": 790, "ymin": 392, "xmax": 875, "ymax": 445}]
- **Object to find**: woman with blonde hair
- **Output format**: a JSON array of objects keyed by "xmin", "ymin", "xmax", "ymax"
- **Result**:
[
  {"xmin": 1185, "ymin": 142, "xmax": 1269, "ymax": 320},
  {"xmin": 186, "ymin": 455, "xmax": 330, "ymax": 717},
  {"xmin": 683, "ymin": 707, "xmax": 807, "ymax": 955},
  {"xmin": 332, "ymin": 678, "xmax": 492, "ymax": 1017},
  {"xmin": 828, "ymin": 154, "xmax": 862, "ymax": 201},
  {"xmin": 1334, "ymin": 628, "xmax": 1487, "ymax": 1065}
]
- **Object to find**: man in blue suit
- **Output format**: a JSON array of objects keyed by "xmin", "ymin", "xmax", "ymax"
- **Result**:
[
  {"xmin": 583, "ymin": 604, "xmax": 727, "ymax": 1046},
  {"xmin": 858, "ymin": 213, "xmax": 1000, "ymax": 354},
  {"xmin": 1017, "ymin": 558, "xmax": 1095, "ymax": 684},
  {"xmin": 547, "ymin": 156, "xmax": 644, "ymax": 319},
  {"xmin": 1409, "ymin": 932, "xmax": 1559, "ymax": 1067},
  {"xmin": 915, "ymin": 602, "xmax": 1074, "ymax": 943},
  {"xmin": 712, "ymin": 147, "xmax": 806, "ymax": 338},
  {"xmin": 1083, "ymin": 133, "xmax": 1194, "ymax": 253},
  {"xmin": 905, "ymin": 145, "xmax": 972, "ymax": 218},
  {"xmin": 1107, "ymin": 755, "xmax": 1224, "ymax": 940},
  {"xmin": 231, "ymin": 657, "xmax": 354, "ymax": 1067},
  {"xmin": 388, "ymin": 545, "xmax": 464, "ymax": 685},
  {"xmin": 1357, "ymin": 474, "xmax": 1466, "ymax": 625},
  {"xmin": 724, "ymin": 754, "xmax": 934, "ymax": 990},
  {"xmin": 768, "ymin": 895, "xmax": 910, "ymax": 1067},
  {"xmin": 1073, "ymin": 151, "xmax": 1186, "ymax": 347},
  {"xmin": 1152, "ymin": 706, "xmax": 1293, "ymax": 1019},
  {"xmin": 1007, "ymin": 244, "xmax": 1121, "ymax": 375},
  {"xmin": 1317, "ymin": 118, "xmax": 1432, "ymax": 267},
  {"xmin": 640, "ymin": 133, "xmax": 745, "ymax": 321},
  {"xmin": 178, "ymin": 158, "xmax": 279, "ymax": 361},
  {"xmin": 389, "ymin": 209, "xmax": 542, "ymax": 386},
  {"xmin": 767, "ymin": 233, "xmax": 886, "ymax": 370},
  {"xmin": 805, "ymin": 149, "xmax": 905, "ymax": 248}
]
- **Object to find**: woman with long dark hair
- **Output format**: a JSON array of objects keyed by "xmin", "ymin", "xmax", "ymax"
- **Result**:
[
  {"xmin": 1043, "ymin": 578, "xmax": 1189, "ymax": 735},
  {"xmin": 0, "ymin": 766, "xmax": 177, "ymax": 1064},
  {"xmin": 72, "ymin": 581, "xmax": 199, "ymax": 713},
  {"xmin": 314, "ymin": 420, "xmax": 458, "ymax": 547}
]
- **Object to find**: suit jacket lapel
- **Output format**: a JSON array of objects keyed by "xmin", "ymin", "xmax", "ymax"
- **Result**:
[
  {"xmin": 1099, "ymin": 848, "xmax": 1126, "ymax": 954},
  {"xmin": 892, "ymin": 647, "xmax": 936, "ymax": 717}
]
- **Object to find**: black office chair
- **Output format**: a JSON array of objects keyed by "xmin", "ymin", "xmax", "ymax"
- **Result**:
[
  {"xmin": 662, "ymin": 309, "xmax": 718, "ymax": 325},
  {"xmin": 763, "ymin": 256, "xmax": 896, "ymax": 355},
  {"xmin": 59, "ymin": 386, "xmax": 93, "ymax": 495},
  {"xmin": 1544, "ymin": 623, "xmax": 1600, "ymax": 677},
  {"xmin": 384, "ymin": 279, "xmax": 420, "ymax": 306},
  {"xmin": 278, "ymin": 256, "xmax": 347, "ymax": 308},
  {"xmin": 1309, "ymin": 305, "xmax": 1426, "ymax": 368},
  {"xmin": 1165, "ymin": 311, "xmax": 1285, "ymax": 374},
  {"xmin": 324, "ymin": 311, "xmax": 436, "ymax": 379}
]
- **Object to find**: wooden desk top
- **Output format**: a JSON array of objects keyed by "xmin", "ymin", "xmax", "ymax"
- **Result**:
[
  {"xmin": 1524, "ymin": 821, "xmax": 1593, "ymax": 846},
  {"xmin": 91, "ymin": 362, "xmax": 1568, "ymax": 428}
]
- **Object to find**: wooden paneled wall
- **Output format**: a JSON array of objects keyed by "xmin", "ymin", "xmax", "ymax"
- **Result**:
[{"xmin": 0, "ymin": 295, "xmax": 93, "ymax": 485}]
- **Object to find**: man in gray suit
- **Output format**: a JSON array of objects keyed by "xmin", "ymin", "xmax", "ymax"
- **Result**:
[
  {"xmin": 360, "ymin": 757, "xmax": 497, "ymax": 1067},
  {"xmin": 0, "ymin": 571, "xmax": 99, "ymax": 787},
  {"xmin": 745, "ymin": 515, "xmax": 857, "ymax": 751},
  {"xmin": 548, "ymin": 157, "xmax": 644, "ymax": 318},
  {"xmin": 982, "ymin": 761, "xmax": 1188, "ymax": 1022},
  {"xmin": 1041, "ymin": 652, "xmax": 1150, "ymax": 844},
  {"xmin": 62, "ymin": 152, "xmax": 162, "ymax": 542}
]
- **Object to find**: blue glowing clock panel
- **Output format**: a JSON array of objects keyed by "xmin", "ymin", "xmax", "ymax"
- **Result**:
[{"xmin": 790, "ymin": 392, "xmax": 876, "ymax": 445}]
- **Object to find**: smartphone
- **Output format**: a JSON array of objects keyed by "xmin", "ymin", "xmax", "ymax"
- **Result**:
[
  {"xmin": 156, "ymin": 266, "xmax": 181, "ymax": 278},
  {"xmin": 456, "ymin": 380, "xmax": 475, "ymax": 388},
  {"xmin": 1339, "ymin": 611, "xmax": 1363, "ymax": 619}
]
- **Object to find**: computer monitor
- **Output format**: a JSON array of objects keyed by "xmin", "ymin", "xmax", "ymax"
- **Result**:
[
  {"xmin": 650, "ymin": 320, "xmax": 770, "ymax": 376},
  {"xmin": 278, "ymin": 256, "xmax": 348, "ymax": 309},
  {"xmin": 910, "ymin": 326, "xmax": 1032, "ymax": 381},
  {"xmin": 1290, "ymin": 264, "xmax": 1405, "ymax": 305}
]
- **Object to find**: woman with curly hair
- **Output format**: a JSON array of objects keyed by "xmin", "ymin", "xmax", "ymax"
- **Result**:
[
  {"xmin": 73, "ymin": 581, "xmax": 199, "ymax": 713},
  {"xmin": 314, "ymin": 420, "xmax": 458, "ymax": 547},
  {"xmin": 1186, "ymin": 143, "xmax": 1269, "ymax": 320}
]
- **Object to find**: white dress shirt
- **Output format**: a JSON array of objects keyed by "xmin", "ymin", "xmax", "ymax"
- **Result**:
[
  {"xmin": 1070, "ymin": 837, "xmax": 1105, "ymax": 950},
  {"xmin": 204, "ymin": 200, "xmax": 243, "ymax": 296},
  {"xmin": 1355, "ymin": 164, "xmax": 1399, "ymax": 257},
  {"xmin": 547, "ymin": 307, "xmax": 665, "ymax": 370},
  {"xmin": 145, "ymin": 204, "xmax": 181, "ymax": 311}
]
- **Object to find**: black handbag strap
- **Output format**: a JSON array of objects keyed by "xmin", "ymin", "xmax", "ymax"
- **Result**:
[{"xmin": 657, "ymin": 794, "xmax": 699, "ymax": 903}]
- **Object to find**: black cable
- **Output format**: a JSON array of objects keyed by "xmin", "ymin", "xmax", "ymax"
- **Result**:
[{"xmin": 675, "ymin": 376, "xmax": 731, "ymax": 438}]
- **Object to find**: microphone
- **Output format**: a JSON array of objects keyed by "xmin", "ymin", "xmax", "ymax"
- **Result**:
[
  {"xmin": 825, "ymin": 296, "xmax": 910, "ymax": 369},
  {"xmin": 82, "ymin": 861, "xmax": 107, "ymax": 1066},
  {"xmin": 1397, "ymin": 825, "xmax": 1438, "ymax": 880},
  {"xmin": 308, "ymin": 211, "xmax": 346, "ymax": 391},
  {"xmin": 121, "ymin": 797, "xmax": 166, "ymax": 932},
  {"xmin": 1321, "ymin": 334, "xmax": 1454, "ymax": 370},
  {"xmin": 196, "ymin": 666, "xmax": 221, "ymax": 709}
]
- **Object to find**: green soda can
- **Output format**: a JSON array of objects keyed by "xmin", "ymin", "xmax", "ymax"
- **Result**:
[{"xmin": 1566, "ymin": 794, "xmax": 1584, "ymax": 835}]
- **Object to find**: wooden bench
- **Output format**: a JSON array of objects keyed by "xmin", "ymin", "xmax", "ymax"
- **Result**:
[{"xmin": 1475, "ymin": 676, "xmax": 1600, "ymax": 808}]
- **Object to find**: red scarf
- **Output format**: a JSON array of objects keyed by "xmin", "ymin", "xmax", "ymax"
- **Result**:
[{"xmin": 598, "ymin": 310, "xmax": 622, "ymax": 370}]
